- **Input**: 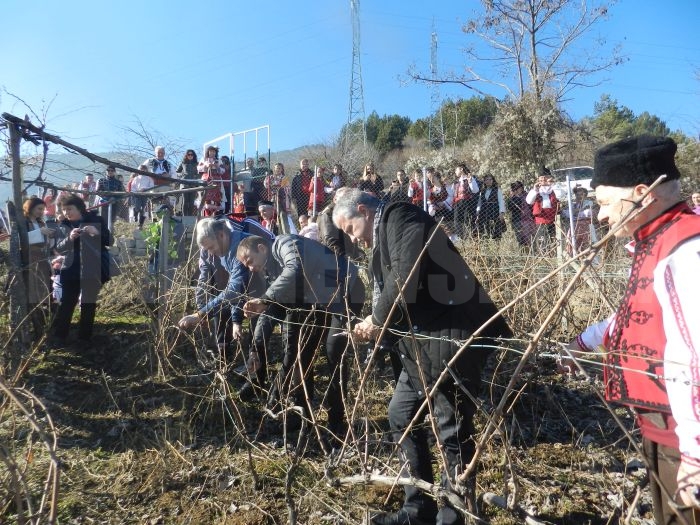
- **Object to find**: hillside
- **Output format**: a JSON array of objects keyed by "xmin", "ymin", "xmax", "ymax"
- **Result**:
[
  {"xmin": 0, "ymin": 220, "xmax": 660, "ymax": 525},
  {"xmin": 0, "ymin": 145, "xmax": 323, "ymax": 204}
]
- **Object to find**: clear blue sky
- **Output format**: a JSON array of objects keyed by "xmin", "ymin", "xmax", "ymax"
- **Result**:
[{"xmin": 1, "ymin": 0, "xmax": 698, "ymax": 158}]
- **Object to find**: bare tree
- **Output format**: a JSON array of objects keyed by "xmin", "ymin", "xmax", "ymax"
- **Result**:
[
  {"xmin": 112, "ymin": 116, "xmax": 188, "ymax": 167},
  {"xmin": 413, "ymin": 0, "xmax": 623, "ymax": 104}
]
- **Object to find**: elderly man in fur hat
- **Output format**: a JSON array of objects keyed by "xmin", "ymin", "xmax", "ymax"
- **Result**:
[{"xmin": 560, "ymin": 135, "xmax": 700, "ymax": 523}]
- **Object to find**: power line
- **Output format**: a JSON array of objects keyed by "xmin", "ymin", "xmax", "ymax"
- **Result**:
[
  {"xmin": 428, "ymin": 26, "xmax": 445, "ymax": 149},
  {"xmin": 346, "ymin": 0, "xmax": 367, "ymax": 152}
]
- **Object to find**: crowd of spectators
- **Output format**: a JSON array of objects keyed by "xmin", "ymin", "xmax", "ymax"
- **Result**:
[{"xmin": 20, "ymin": 145, "xmax": 700, "ymax": 345}]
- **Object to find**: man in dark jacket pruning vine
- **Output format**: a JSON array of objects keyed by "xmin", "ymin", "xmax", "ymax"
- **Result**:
[{"xmin": 333, "ymin": 188, "xmax": 512, "ymax": 525}]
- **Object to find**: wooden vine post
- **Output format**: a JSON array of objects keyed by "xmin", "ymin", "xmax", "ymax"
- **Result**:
[{"xmin": 7, "ymin": 122, "xmax": 31, "ymax": 363}]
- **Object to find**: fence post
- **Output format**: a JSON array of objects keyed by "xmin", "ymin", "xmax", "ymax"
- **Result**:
[
  {"xmin": 157, "ymin": 208, "xmax": 171, "ymax": 325},
  {"xmin": 7, "ymin": 123, "xmax": 31, "ymax": 363}
]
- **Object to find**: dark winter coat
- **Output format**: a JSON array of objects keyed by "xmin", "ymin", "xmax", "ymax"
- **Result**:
[
  {"xmin": 55, "ymin": 211, "xmax": 113, "ymax": 284},
  {"xmin": 370, "ymin": 201, "xmax": 512, "ymax": 395}
]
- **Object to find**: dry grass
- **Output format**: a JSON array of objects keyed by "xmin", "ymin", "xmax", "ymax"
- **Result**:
[{"xmin": 0, "ymin": 223, "xmax": 657, "ymax": 525}]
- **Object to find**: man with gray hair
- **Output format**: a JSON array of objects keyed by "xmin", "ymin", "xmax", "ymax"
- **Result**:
[
  {"xmin": 333, "ymin": 188, "xmax": 511, "ymax": 525},
  {"xmin": 178, "ymin": 216, "xmax": 276, "ymax": 399},
  {"xmin": 147, "ymin": 146, "xmax": 174, "ymax": 182},
  {"xmin": 147, "ymin": 146, "xmax": 176, "ymax": 208}
]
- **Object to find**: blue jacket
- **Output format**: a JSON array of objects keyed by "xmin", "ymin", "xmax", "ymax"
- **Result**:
[{"xmin": 197, "ymin": 218, "xmax": 273, "ymax": 323}]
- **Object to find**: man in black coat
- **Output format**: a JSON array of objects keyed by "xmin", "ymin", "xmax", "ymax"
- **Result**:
[{"xmin": 333, "ymin": 189, "xmax": 512, "ymax": 525}]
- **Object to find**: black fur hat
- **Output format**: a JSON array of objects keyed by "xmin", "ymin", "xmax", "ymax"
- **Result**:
[{"xmin": 592, "ymin": 135, "xmax": 680, "ymax": 189}]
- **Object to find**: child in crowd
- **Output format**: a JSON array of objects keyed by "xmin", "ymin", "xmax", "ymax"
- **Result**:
[
  {"xmin": 51, "ymin": 255, "xmax": 64, "ymax": 304},
  {"xmin": 298, "ymin": 214, "xmax": 318, "ymax": 241},
  {"xmin": 258, "ymin": 200, "xmax": 278, "ymax": 235}
]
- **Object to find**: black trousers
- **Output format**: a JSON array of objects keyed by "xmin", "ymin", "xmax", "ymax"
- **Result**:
[
  {"xmin": 388, "ymin": 367, "xmax": 480, "ymax": 525},
  {"xmin": 477, "ymin": 204, "xmax": 503, "ymax": 239},
  {"xmin": 209, "ymin": 306, "xmax": 233, "ymax": 362},
  {"xmin": 182, "ymin": 190, "xmax": 198, "ymax": 216},
  {"xmin": 132, "ymin": 196, "xmax": 149, "ymax": 227},
  {"xmin": 269, "ymin": 304, "xmax": 360, "ymax": 433},
  {"xmin": 52, "ymin": 278, "xmax": 102, "ymax": 341},
  {"xmin": 453, "ymin": 199, "xmax": 478, "ymax": 238},
  {"xmin": 270, "ymin": 307, "xmax": 330, "ymax": 418},
  {"xmin": 323, "ymin": 313, "xmax": 355, "ymax": 433},
  {"xmin": 249, "ymin": 303, "xmax": 285, "ymax": 384}
]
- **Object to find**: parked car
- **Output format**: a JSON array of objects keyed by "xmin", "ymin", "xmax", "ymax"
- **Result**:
[{"xmin": 551, "ymin": 166, "xmax": 594, "ymax": 200}]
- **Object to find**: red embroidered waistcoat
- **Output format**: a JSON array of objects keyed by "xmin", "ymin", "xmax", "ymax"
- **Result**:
[
  {"xmin": 604, "ymin": 203, "xmax": 700, "ymax": 446},
  {"xmin": 410, "ymin": 181, "xmax": 424, "ymax": 206},
  {"xmin": 531, "ymin": 191, "xmax": 558, "ymax": 224},
  {"xmin": 453, "ymin": 178, "xmax": 475, "ymax": 204}
]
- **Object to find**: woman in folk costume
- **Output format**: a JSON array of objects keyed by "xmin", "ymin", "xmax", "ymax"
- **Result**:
[
  {"xmin": 407, "ymin": 168, "xmax": 428, "ymax": 208},
  {"xmin": 562, "ymin": 185, "xmax": 598, "ymax": 255},
  {"xmin": 526, "ymin": 170, "xmax": 560, "ymax": 253},
  {"xmin": 258, "ymin": 200, "xmax": 278, "ymax": 235},
  {"xmin": 23, "ymin": 197, "xmax": 55, "ymax": 336},
  {"xmin": 476, "ymin": 173, "xmax": 507, "ymax": 239},
  {"xmin": 230, "ymin": 183, "xmax": 246, "ymax": 215},
  {"xmin": 265, "ymin": 162, "xmax": 290, "ymax": 213},
  {"xmin": 426, "ymin": 169, "xmax": 452, "ymax": 221},
  {"xmin": 198, "ymin": 146, "xmax": 225, "ymax": 217}
]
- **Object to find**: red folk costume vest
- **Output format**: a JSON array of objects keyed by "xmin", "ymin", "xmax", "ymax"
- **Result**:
[
  {"xmin": 531, "ymin": 191, "xmax": 558, "ymax": 224},
  {"xmin": 604, "ymin": 203, "xmax": 700, "ymax": 446},
  {"xmin": 410, "ymin": 181, "xmax": 424, "ymax": 206},
  {"xmin": 453, "ymin": 178, "xmax": 475, "ymax": 204}
]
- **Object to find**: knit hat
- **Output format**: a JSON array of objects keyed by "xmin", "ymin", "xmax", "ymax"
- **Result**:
[{"xmin": 592, "ymin": 135, "xmax": 680, "ymax": 189}]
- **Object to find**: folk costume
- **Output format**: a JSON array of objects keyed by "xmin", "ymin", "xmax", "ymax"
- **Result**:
[
  {"xmin": 577, "ymin": 203, "xmax": 700, "ymax": 523},
  {"xmin": 452, "ymin": 175, "xmax": 480, "ymax": 238},
  {"xmin": 198, "ymin": 158, "xmax": 225, "ymax": 217},
  {"xmin": 562, "ymin": 195, "xmax": 598, "ymax": 254},
  {"xmin": 578, "ymin": 135, "xmax": 700, "ymax": 524},
  {"xmin": 526, "ymin": 183, "xmax": 559, "ymax": 253},
  {"xmin": 407, "ymin": 178, "xmax": 427, "ymax": 208}
]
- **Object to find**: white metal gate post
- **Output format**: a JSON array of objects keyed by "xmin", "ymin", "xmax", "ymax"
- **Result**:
[{"xmin": 205, "ymin": 126, "xmax": 270, "ymax": 217}]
